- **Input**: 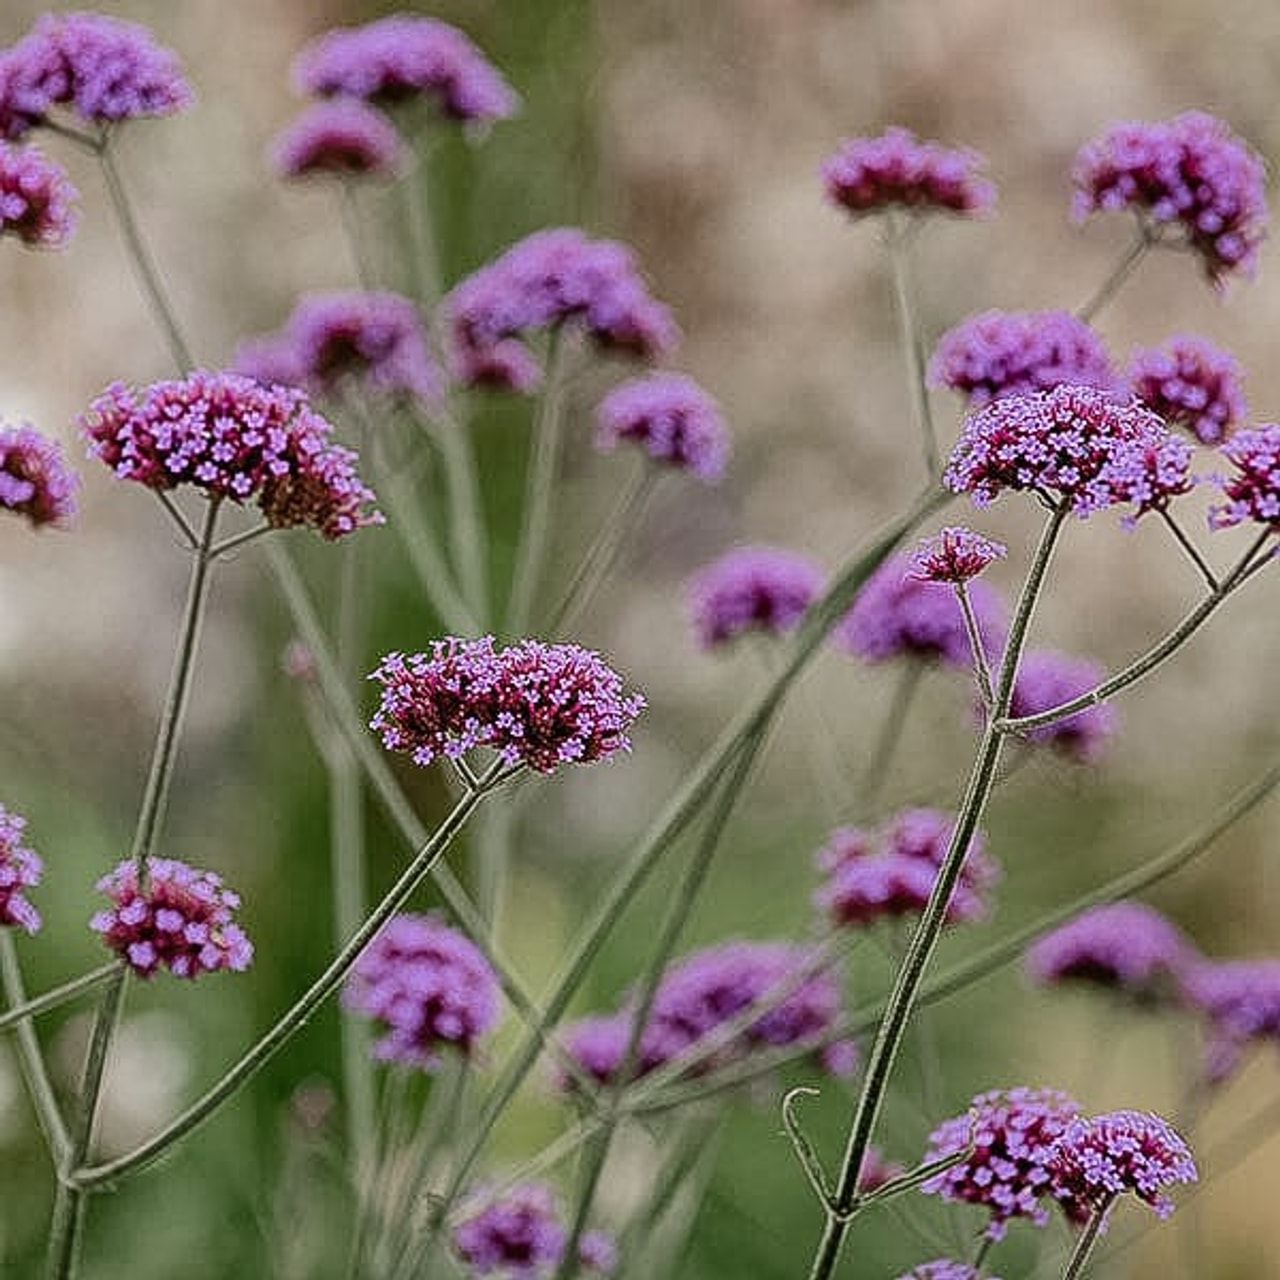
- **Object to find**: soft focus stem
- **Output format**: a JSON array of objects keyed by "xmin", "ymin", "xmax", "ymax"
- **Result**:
[
  {"xmin": 1077, "ymin": 228, "xmax": 1151, "ymax": 323},
  {"xmin": 339, "ymin": 179, "xmax": 379, "ymax": 291},
  {"xmin": 958, "ymin": 583, "xmax": 995, "ymax": 707},
  {"xmin": 1061, "ymin": 1201, "xmax": 1114, "ymax": 1280},
  {"xmin": 862, "ymin": 661, "xmax": 923, "ymax": 813},
  {"xmin": 886, "ymin": 214, "xmax": 938, "ymax": 478},
  {"xmin": 429, "ymin": 406, "xmax": 492, "ymax": 627},
  {"xmin": 0, "ymin": 963, "xmax": 118, "ymax": 1034}
]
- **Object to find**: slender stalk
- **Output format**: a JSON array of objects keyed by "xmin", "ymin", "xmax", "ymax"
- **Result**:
[
  {"xmin": 209, "ymin": 522, "xmax": 273, "ymax": 559},
  {"xmin": 1077, "ymin": 229, "xmax": 1151, "ymax": 323},
  {"xmin": 958, "ymin": 584, "xmax": 995, "ymax": 708},
  {"xmin": 1159, "ymin": 508, "xmax": 1218, "ymax": 591},
  {"xmin": 401, "ymin": 131, "xmax": 444, "ymax": 309},
  {"xmin": 806, "ymin": 504, "xmax": 1068, "ymax": 1280},
  {"xmin": 74, "ymin": 763, "xmax": 507, "ymax": 1190},
  {"xmin": 1061, "ymin": 1202, "xmax": 1114, "ymax": 1280},
  {"xmin": 885, "ymin": 215, "xmax": 938, "ymax": 477},
  {"xmin": 155, "ymin": 490, "xmax": 197, "ymax": 548},
  {"xmin": 339, "ymin": 179, "xmax": 379, "ymax": 290},
  {"xmin": 0, "ymin": 963, "xmax": 118, "ymax": 1034},
  {"xmin": 973, "ymin": 1235, "xmax": 994, "ymax": 1271},
  {"xmin": 862, "ymin": 662, "xmax": 924, "ymax": 813},
  {"xmin": 429, "ymin": 407, "xmax": 492, "ymax": 626}
]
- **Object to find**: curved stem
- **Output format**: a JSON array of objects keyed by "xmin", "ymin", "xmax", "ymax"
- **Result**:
[
  {"xmin": 886, "ymin": 215, "xmax": 938, "ymax": 477},
  {"xmin": 1061, "ymin": 1202, "xmax": 1114, "ymax": 1280},
  {"xmin": 0, "ymin": 963, "xmax": 118, "ymax": 1034},
  {"xmin": 1077, "ymin": 229, "xmax": 1150, "ymax": 323}
]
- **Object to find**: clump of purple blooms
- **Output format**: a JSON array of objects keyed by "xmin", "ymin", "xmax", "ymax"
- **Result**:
[
  {"xmin": 79, "ymin": 370, "xmax": 382, "ymax": 539},
  {"xmin": 0, "ymin": 11, "xmax": 192, "ymax": 140},
  {"xmin": 270, "ymin": 100, "xmax": 405, "ymax": 181},
  {"xmin": 1008, "ymin": 650, "xmax": 1116, "ymax": 762},
  {"xmin": 908, "ymin": 527, "xmax": 1006, "ymax": 585},
  {"xmin": 594, "ymin": 372, "xmax": 730, "ymax": 483},
  {"xmin": 1127, "ymin": 335, "xmax": 1246, "ymax": 446},
  {"xmin": 1184, "ymin": 959, "xmax": 1280, "ymax": 1083},
  {"xmin": 0, "ymin": 422, "xmax": 77, "ymax": 529},
  {"xmin": 0, "ymin": 140, "xmax": 77, "ymax": 248},
  {"xmin": 369, "ymin": 637, "xmax": 644, "ymax": 774},
  {"xmin": 90, "ymin": 858, "xmax": 253, "ymax": 979},
  {"xmin": 928, "ymin": 310, "xmax": 1115, "ymax": 407},
  {"xmin": 343, "ymin": 913, "xmax": 501, "ymax": 1069},
  {"xmin": 452, "ymin": 1183, "xmax": 616, "ymax": 1277},
  {"xmin": 293, "ymin": 14, "xmax": 518, "ymax": 125},
  {"xmin": 921, "ymin": 1086, "xmax": 1088, "ymax": 1240},
  {"xmin": 821, "ymin": 127, "xmax": 996, "ymax": 219},
  {"xmin": 1071, "ymin": 111, "xmax": 1268, "ymax": 285},
  {"xmin": 1208, "ymin": 423, "xmax": 1280, "ymax": 534},
  {"xmin": 1048, "ymin": 1110, "xmax": 1197, "ymax": 1220},
  {"xmin": 896, "ymin": 1263, "xmax": 998, "ymax": 1280},
  {"xmin": 445, "ymin": 228, "xmax": 679, "ymax": 393},
  {"xmin": 945, "ymin": 383, "xmax": 1193, "ymax": 521},
  {"xmin": 0, "ymin": 802, "xmax": 43, "ymax": 934},
  {"xmin": 1026, "ymin": 902, "xmax": 1197, "ymax": 1004},
  {"xmin": 687, "ymin": 545, "xmax": 823, "ymax": 647}
]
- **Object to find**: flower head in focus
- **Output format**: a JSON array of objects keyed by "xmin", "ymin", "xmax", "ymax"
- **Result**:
[
  {"xmin": 687, "ymin": 545, "xmax": 824, "ymax": 648},
  {"xmin": 0, "ymin": 140, "xmax": 77, "ymax": 247},
  {"xmin": 1127, "ymin": 335, "xmax": 1246, "ymax": 446},
  {"xmin": 0, "ymin": 422, "xmax": 77, "ymax": 529},
  {"xmin": 1184, "ymin": 959, "xmax": 1280, "ymax": 1083},
  {"xmin": 1208, "ymin": 423, "xmax": 1280, "ymax": 535},
  {"xmin": 595, "ymin": 372, "xmax": 730, "ymax": 482},
  {"xmin": 0, "ymin": 802, "xmax": 43, "ymax": 933},
  {"xmin": 1008, "ymin": 650, "xmax": 1116, "ymax": 762},
  {"xmin": 91, "ymin": 858, "xmax": 252, "ymax": 979},
  {"xmin": 909, "ymin": 527, "xmax": 1006, "ymax": 584},
  {"xmin": 270, "ymin": 100, "xmax": 404, "ymax": 181}
]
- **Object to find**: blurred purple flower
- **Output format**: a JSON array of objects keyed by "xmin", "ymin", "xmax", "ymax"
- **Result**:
[
  {"xmin": 595, "ymin": 372, "xmax": 730, "ymax": 482},
  {"xmin": 1127, "ymin": 335, "xmax": 1246, "ymax": 446},
  {"xmin": 1208, "ymin": 423, "xmax": 1280, "ymax": 535},
  {"xmin": 0, "ymin": 422, "xmax": 77, "ymax": 529},
  {"xmin": 1184, "ymin": 958, "xmax": 1280, "ymax": 1083},
  {"xmin": 687, "ymin": 545, "xmax": 824, "ymax": 648},
  {"xmin": 896, "ymin": 1263, "xmax": 998, "ymax": 1280},
  {"xmin": 270, "ymin": 100, "xmax": 404, "ymax": 181},
  {"xmin": 0, "ymin": 140, "xmax": 77, "ymax": 247},
  {"xmin": 0, "ymin": 802, "xmax": 43, "ymax": 934},
  {"xmin": 1008, "ymin": 650, "xmax": 1116, "ymax": 762},
  {"xmin": 909, "ymin": 527, "xmax": 1006, "ymax": 584}
]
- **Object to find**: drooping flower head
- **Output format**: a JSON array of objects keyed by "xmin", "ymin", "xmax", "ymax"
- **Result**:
[
  {"xmin": 1208, "ymin": 424, "xmax": 1280, "ymax": 535},
  {"xmin": 921, "ymin": 1086, "xmax": 1088, "ymax": 1240},
  {"xmin": 836, "ymin": 552, "xmax": 1008, "ymax": 667},
  {"xmin": 1008, "ymin": 650, "xmax": 1116, "ymax": 763},
  {"xmin": 0, "ymin": 140, "xmax": 77, "ymax": 248},
  {"xmin": 1026, "ymin": 902, "xmax": 1197, "ymax": 1004},
  {"xmin": 0, "ymin": 423, "xmax": 77, "ymax": 529},
  {"xmin": 946, "ymin": 384, "xmax": 1194, "ymax": 521},
  {"xmin": 270, "ymin": 100, "xmax": 405, "ymax": 181},
  {"xmin": 0, "ymin": 802, "xmax": 43, "ymax": 933},
  {"xmin": 821, "ymin": 127, "xmax": 996, "ymax": 219},
  {"xmin": 909, "ymin": 527, "xmax": 1006, "ymax": 585},
  {"xmin": 1071, "ymin": 111, "xmax": 1268, "ymax": 285},
  {"xmin": 0, "ymin": 11, "xmax": 192, "ymax": 140},
  {"xmin": 369, "ymin": 638, "xmax": 644, "ymax": 774},
  {"xmin": 1127, "ymin": 335, "xmax": 1246, "ymax": 446},
  {"xmin": 687, "ymin": 545, "xmax": 824, "ymax": 648},
  {"xmin": 1184, "ymin": 959, "xmax": 1280, "ymax": 1083},
  {"xmin": 452, "ymin": 1184, "xmax": 616, "ymax": 1277},
  {"xmin": 79, "ymin": 370, "xmax": 381, "ymax": 539},
  {"xmin": 594, "ymin": 372, "xmax": 730, "ymax": 483},
  {"xmin": 928, "ymin": 310, "xmax": 1116, "ymax": 407},
  {"xmin": 293, "ymin": 15, "xmax": 518, "ymax": 125},
  {"xmin": 1048, "ymin": 1110, "xmax": 1197, "ymax": 1220},
  {"xmin": 91, "ymin": 858, "xmax": 252, "ymax": 979},
  {"xmin": 343, "ymin": 913, "xmax": 501, "ymax": 1069},
  {"xmin": 445, "ymin": 229, "xmax": 679, "ymax": 393},
  {"xmin": 896, "ymin": 1263, "xmax": 1000, "ymax": 1280},
  {"xmin": 856, "ymin": 1146, "xmax": 907, "ymax": 1193}
]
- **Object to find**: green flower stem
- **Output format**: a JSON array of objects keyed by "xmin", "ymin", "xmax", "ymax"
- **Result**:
[
  {"xmin": 805, "ymin": 503, "xmax": 1068, "ymax": 1280},
  {"xmin": 862, "ymin": 661, "xmax": 924, "ymax": 814},
  {"xmin": 209, "ymin": 522, "xmax": 273, "ymax": 559},
  {"xmin": 958, "ymin": 583, "xmax": 996, "ymax": 708},
  {"xmin": 402, "ymin": 127, "xmax": 444, "ymax": 309},
  {"xmin": 73, "ymin": 761, "xmax": 508, "ymax": 1192},
  {"xmin": 1076, "ymin": 228, "xmax": 1151, "ymax": 323},
  {"xmin": 426, "ymin": 405, "xmax": 492, "ymax": 627},
  {"xmin": 0, "ymin": 933, "xmax": 69, "ymax": 1162},
  {"xmin": 154, "ymin": 490, "xmax": 197, "ymax": 548},
  {"xmin": 0, "ymin": 963, "xmax": 118, "ymax": 1034},
  {"xmin": 339, "ymin": 179, "xmax": 379, "ymax": 290},
  {"xmin": 1061, "ymin": 1201, "xmax": 1114, "ymax": 1280},
  {"xmin": 506, "ymin": 332, "xmax": 569, "ymax": 637},
  {"xmin": 1159, "ymin": 508, "xmax": 1219, "ymax": 591},
  {"xmin": 885, "ymin": 214, "xmax": 938, "ymax": 477}
]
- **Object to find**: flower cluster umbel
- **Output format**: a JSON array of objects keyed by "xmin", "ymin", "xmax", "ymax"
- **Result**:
[
  {"xmin": 0, "ymin": 422, "xmax": 77, "ymax": 529},
  {"xmin": 0, "ymin": 802, "xmax": 44, "ymax": 934}
]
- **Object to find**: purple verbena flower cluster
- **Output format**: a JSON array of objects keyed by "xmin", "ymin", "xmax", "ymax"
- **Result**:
[
  {"xmin": 1208, "ymin": 423, "xmax": 1280, "ymax": 534},
  {"xmin": 0, "ymin": 422, "xmax": 77, "ymax": 529},
  {"xmin": 270, "ymin": 100, "xmax": 405, "ymax": 181},
  {"xmin": 821, "ymin": 127, "xmax": 996, "ymax": 219},
  {"xmin": 896, "ymin": 1263, "xmax": 997, "ymax": 1280},
  {"xmin": 594, "ymin": 372, "xmax": 730, "ymax": 483},
  {"xmin": 1127, "ymin": 335, "xmax": 1246, "ymax": 446},
  {"xmin": 0, "ymin": 802, "xmax": 43, "ymax": 934},
  {"xmin": 1072, "ymin": 111, "xmax": 1268, "ymax": 285},
  {"xmin": 687, "ymin": 545, "xmax": 824, "ymax": 648},
  {"xmin": 928, "ymin": 310, "xmax": 1115, "ymax": 407},
  {"xmin": 814, "ymin": 809, "xmax": 997, "ymax": 929},
  {"xmin": 293, "ymin": 15, "xmax": 518, "ymax": 125},
  {"xmin": 343, "ymin": 913, "xmax": 501, "ymax": 1069},
  {"xmin": 1184, "ymin": 959, "xmax": 1280, "ymax": 1083},
  {"xmin": 1008, "ymin": 650, "xmax": 1116, "ymax": 762},
  {"xmin": 90, "ymin": 858, "xmax": 252, "ymax": 979},
  {"xmin": 445, "ymin": 229, "xmax": 679, "ymax": 393},
  {"xmin": 945, "ymin": 383, "xmax": 1194, "ymax": 520},
  {"xmin": 909, "ymin": 527, "xmax": 1006, "ymax": 585},
  {"xmin": 0, "ymin": 11, "xmax": 192, "ymax": 140},
  {"xmin": 0, "ymin": 140, "xmax": 77, "ymax": 248},
  {"xmin": 369, "ymin": 637, "xmax": 644, "ymax": 774},
  {"xmin": 79, "ymin": 370, "xmax": 381, "ymax": 539}
]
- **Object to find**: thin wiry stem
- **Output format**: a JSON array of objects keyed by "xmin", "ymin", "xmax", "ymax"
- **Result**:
[
  {"xmin": 862, "ymin": 661, "xmax": 924, "ymax": 813},
  {"xmin": 154, "ymin": 490, "xmax": 198, "ymax": 548},
  {"xmin": 886, "ymin": 214, "xmax": 939, "ymax": 477},
  {"xmin": 0, "ymin": 963, "xmax": 118, "ymax": 1034},
  {"xmin": 1159, "ymin": 508, "xmax": 1219, "ymax": 591},
  {"xmin": 1060, "ymin": 1201, "xmax": 1114, "ymax": 1280},
  {"xmin": 339, "ymin": 179, "xmax": 379, "ymax": 291},
  {"xmin": 1077, "ymin": 228, "xmax": 1152, "ymax": 323}
]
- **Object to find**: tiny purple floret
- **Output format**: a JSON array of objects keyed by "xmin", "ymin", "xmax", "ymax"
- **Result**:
[
  {"xmin": 0, "ymin": 140, "xmax": 77, "ymax": 247},
  {"xmin": 0, "ymin": 802, "xmax": 43, "ymax": 933},
  {"xmin": 896, "ymin": 1263, "xmax": 1001, "ymax": 1280},
  {"xmin": 909, "ymin": 527, "xmax": 1006, "ymax": 584},
  {"xmin": 1127, "ymin": 335, "xmax": 1246, "ymax": 446},
  {"xmin": 687, "ymin": 545, "xmax": 824, "ymax": 648},
  {"xmin": 1208, "ymin": 423, "xmax": 1280, "ymax": 535},
  {"xmin": 595, "ymin": 372, "xmax": 730, "ymax": 483},
  {"xmin": 0, "ymin": 422, "xmax": 77, "ymax": 529}
]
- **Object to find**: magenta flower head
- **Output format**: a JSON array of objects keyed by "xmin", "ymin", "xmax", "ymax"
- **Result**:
[
  {"xmin": 1127, "ymin": 335, "xmax": 1246, "ymax": 446},
  {"xmin": 909, "ymin": 527, "xmax": 1006, "ymax": 584},
  {"xmin": 293, "ymin": 15, "xmax": 518, "ymax": 125},
  {"xmin": 343, "ymin": 913, "xmax": 501, "ymax": 1069},
  {"xmin": 79, "ymin": 370, "xmax": 381, "ymax": 539},
  {"xmin": 370, "ymin": 637, "xmax": 643, "ymax": 774},
  {"xmin": 1184, "ymin": 959, "xmax": 1280, "ymax": 1083},
  {"xmin": 1072, "ymin": 111, "xmax": 1267, "ymax": 285},
  {"xmin": 90, "ymin": 858, "xmax": 252, "ymax": 979},
  {"xmin": 922, "ymin": 1086, "xmax": 1087, "ymax": 1240},
  {"xmin": 946, "ymin": 384, "xmax": 1194, "ymax": 521},
  {"xmin": 1008, "ymin": 650, "xmax": 1116, "ymax": 762},
  {"xmin": 270, "ymin": 100, "xmax": 405, "ymax": 181},
  {"xmin": 1, "ymin": 423, "xmax": 77, "ymax": 529},
  {"xmin": 836, "ymin": 552, "xmax": 1008, "ymax": 667},
  {"xmin": 445, "ymin": 228, "xmax": 679, "ymax": 393},
  {"xmin": 0, "ymin": 12, "xmax": 192, "ymax": 140},
  {"xmin": 928, "ymin": 310, "xmax": 1115, "ymax": 407},
  {"xmin": 0, "ymin": 802, "xmax": 43, "ymax": 934},
  {"xmin": 821, "ymin": 127, "xmax": 996, "ymax": 220},
  {"xmin": 1048, "ymin": 1110, "xmax": 1197, "ymax": 1220},
  {"xmin": 595, "ymin": 372, "xmax": 730, "ymax": 483},
  {"xmin": 452, "ymin": 1184, "xmax": 616, "ymax": 1278},
  {"xmin": 896, "ymin": 1263, "xmax": 1000, "ymax": 1280},
  {"xmin": 1026, "ymin": 902, "xmax": 1197, "ymax": 1005},
  {"xmin": 686, "ymin": 545, "xmax": 824, "ymax": 648},
  {"xmin": 1208, "ymin": 423, "xmax": 1280, "ymax": 535},
  {"xmin": 0, "ymin": 140, "xmax": 77, "ymax": 248}
]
